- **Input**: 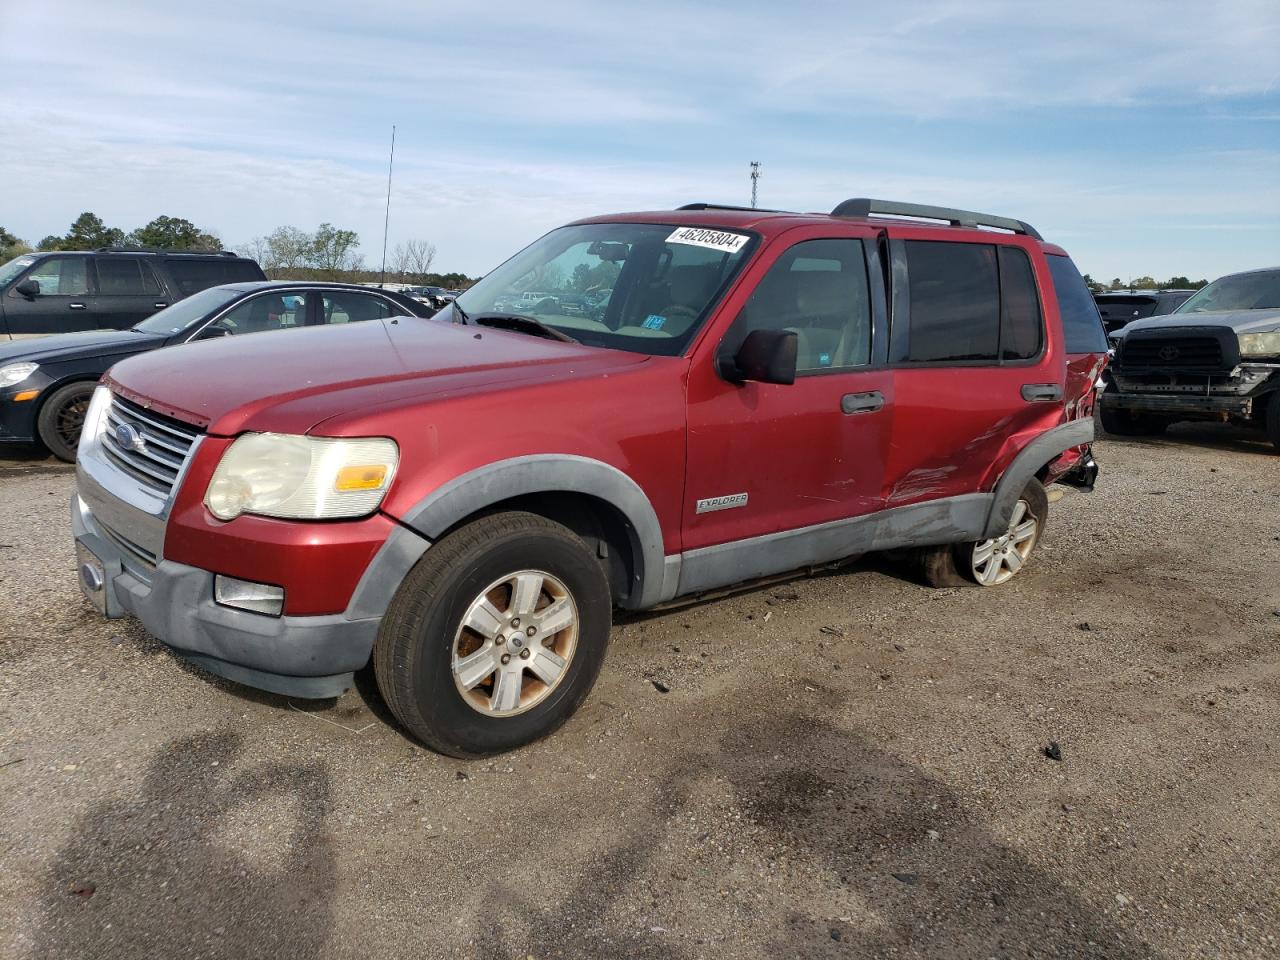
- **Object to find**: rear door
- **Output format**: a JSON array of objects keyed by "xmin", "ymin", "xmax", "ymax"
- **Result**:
[
  {"xmin": 92, "ymin": 256, "xmax": 169, "ymax": 329},
  {"xmin": 884, "ymin": 232, "xmax": 1066, "ymax": 506}
]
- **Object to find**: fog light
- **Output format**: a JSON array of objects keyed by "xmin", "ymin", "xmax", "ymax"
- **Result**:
[{"xmin": 214, "ymin": 575, "xmax": 284, "ymax": 617}]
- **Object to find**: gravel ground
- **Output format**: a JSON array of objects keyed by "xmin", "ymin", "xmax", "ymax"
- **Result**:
[{"xmin": 1, "ymin": 423, "xmax": 1278, "ymax": 959}]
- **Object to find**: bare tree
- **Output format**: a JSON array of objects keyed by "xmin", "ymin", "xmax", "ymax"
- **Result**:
[
  {"xmin": 403, "ymin": 239, "xmax": 436, "ymax": 282},
  {"xmin": 389, "ymin": 243, "xmax": 413, "ymax": 283},
  {"xmin": 264, "ymin": 226, "xmax": 313, "ymax": 278}
]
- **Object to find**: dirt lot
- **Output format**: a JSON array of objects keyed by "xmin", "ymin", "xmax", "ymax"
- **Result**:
[{"xmin": 1, "ymin": 425, "xmax": 1277, "ymax": 960}]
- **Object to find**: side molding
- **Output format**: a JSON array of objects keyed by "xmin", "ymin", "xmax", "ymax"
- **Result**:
[
  {"xmin": 983, "ymin": 418, "xmax": 1094, "ymax": 538},
  {"xmin": 397, "ymin": 455, "xmax": 669, "ymax": 609}
]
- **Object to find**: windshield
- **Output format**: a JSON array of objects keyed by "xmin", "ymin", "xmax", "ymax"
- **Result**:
[
  {"xmin": 455, "ymin": 222, "xmax": 756, "ymax": 355},
  {"xmin": 133, "ymin": 285, "xmax": 243, "ymax": 335},
  {"xmin": 0, "ymin": 255, "xmax": 38, "ymax": 287},
  {"xmin": 1176, "ymin": 270, "xmax": 1280, "ymax": 314}
]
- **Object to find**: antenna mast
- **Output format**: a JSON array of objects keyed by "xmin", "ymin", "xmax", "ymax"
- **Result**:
[
  {"xmin": 749, "ymin": 161, "xmax": 761, "ymax": 209},
  {"xmin": 379, "ymin": 125, "xmax": 396, "ymax": 287}
]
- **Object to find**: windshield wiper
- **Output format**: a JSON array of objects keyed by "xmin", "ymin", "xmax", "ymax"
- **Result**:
[
  {"xmin": 451, "ymin": 300, "xmax": 469, "ymax": 323},
  {"xmin": 466, "ymin": 312, "xmax": 579, "ymax": 344}
]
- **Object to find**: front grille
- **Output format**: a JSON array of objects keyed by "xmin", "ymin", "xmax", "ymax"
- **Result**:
[
  {"xmin": 1121, "ymin": 337, "xmax": 1224, "ymax": 370},
  {"xmin": 101, "ymin": 395, "xmax": 202, "ymax": 498}
]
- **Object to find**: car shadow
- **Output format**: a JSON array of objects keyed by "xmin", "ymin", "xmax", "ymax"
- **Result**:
[
  {"xmin": 1098, "ymin": 421, "xmax": 1275, "ymax": 457},
  {"xmin": 464, "ymin": 699, "xmax": 1165, "ymax": 959},
  {"xmin": 30, "ymin": 728, "xmax": 335, "ymax": 959}
]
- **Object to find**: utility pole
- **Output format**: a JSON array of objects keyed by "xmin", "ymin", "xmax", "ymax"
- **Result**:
[
  {"xmin": 749, "ymin": 161, "xmax": 761, "ymax": 209},
  {"xmin": 379, "ymin": 125, "xmax": 396, "ymax": 287}
]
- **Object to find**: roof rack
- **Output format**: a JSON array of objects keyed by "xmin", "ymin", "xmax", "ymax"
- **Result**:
[
  {"xmin": 677, "ymin": 202, "xmax": 792, "ymax": 214},
  {"xmin": 95, "ymin": 245, "xmax": 239, "ymax": 257},
  {"xmin": 830, "ymin": 198, "xmax": 1042, "ymax": 241}
]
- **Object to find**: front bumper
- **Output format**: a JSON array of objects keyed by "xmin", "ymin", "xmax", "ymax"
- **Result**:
[
  {"xmin": 73, "ymin": 493, "xmax": 380, "ymax": 698},
  {"xmin": 1099, "ymin": 389, "xmax": 1254, "ymax": 418}
]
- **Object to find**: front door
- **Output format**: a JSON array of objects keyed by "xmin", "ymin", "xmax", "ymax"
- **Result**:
[
  {"xmin": 680, "ymin": 230, "xmax": 892, "ymax": 593},
  {"xmin": 5, "ymin": 256, "xmax": 94, "ymax": 336}
]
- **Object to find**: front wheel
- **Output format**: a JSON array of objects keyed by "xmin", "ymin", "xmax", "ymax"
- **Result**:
[
  {"xmin": 36, "ymin": 381, "xmax": 97, "ymax": 462},
  {"xmin": 913, "ymin": 479, "xmax": 1049, "ymax": 588},
  {"xmin": 373, "ymin": 511, "xmax": 612, "ymax": 757},
  {"xmin": 1099, "ymin": 405, "xmax": 1169, "ymax": 437},
  {"xmin": 1265, "ymin": 391, "xmax": 1280, "ymax": 453}
]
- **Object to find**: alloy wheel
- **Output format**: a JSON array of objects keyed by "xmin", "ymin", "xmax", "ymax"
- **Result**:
[
  {"xmin": 970, "ymin": 498, "xmax": 1039, "ymax": 586},
  {"xmin": 451, "ymin": 570, "xmax": 579, "ymax": 716}
]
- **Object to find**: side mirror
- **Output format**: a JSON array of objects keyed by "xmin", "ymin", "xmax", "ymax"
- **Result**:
[
  {"xmin": 194, "ymin": 325, "xmax": 232, "ymax": 341},
  {"xmin": 718, "ymin": 329, "xmax": 797, "ymax": 385},
  {"xmin": 14, "ymin": 279, "xmax": 40, "ymax": 298}
]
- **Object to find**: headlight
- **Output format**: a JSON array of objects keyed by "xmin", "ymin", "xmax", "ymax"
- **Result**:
[
  {"xmin": 79, "ymin": 386, "xmax": 112, "ymax": 453},
  {"xmin": 1239, "ymin": 331, "xmax": 1280, "ymax": 357},
  {"xmin": 206, "ymin": 432, "xmax": 399, "ymax": 521},
  {"xmin": 0, "ymin": 361, "xmax": 38, "ymax": 388}
]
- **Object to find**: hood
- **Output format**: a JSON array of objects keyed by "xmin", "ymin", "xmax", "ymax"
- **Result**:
[
  {"xmin": 0, "ymin": 329, "xmax": 165, "ymax": 365},
  {"xmin": 1114, "ymin": 307, "xmax": 1280, "ymax": 338},
  {"xmin": 105, "ymin": 317, "xmax": 650, "ymax": 436}
]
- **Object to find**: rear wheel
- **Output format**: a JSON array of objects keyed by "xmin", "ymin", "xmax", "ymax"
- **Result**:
[
  {"xmin": 373, "ymin": 511, "xmax": 612, "ymax": 757},
  {"xmin": 36, "ymin": 381, "xmax": 96, "ymax": 462},
  {"xmin": 913, "ymin": 479, "xmax": 1049, "ymax": 588},
  {"xmin": 1099, "ymin": 405, "xmax": 1170, "ymax": 437}
]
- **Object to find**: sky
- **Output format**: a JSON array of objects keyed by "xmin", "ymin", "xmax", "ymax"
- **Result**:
[{"xmin": 2, "ymin": 0, "xmax": 1277, "ymax": 281}]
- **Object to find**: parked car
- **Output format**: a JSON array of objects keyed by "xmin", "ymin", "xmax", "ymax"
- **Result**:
[
  {"xmin": 1094, "ymin": 289, "xmax": 1196, "ymax": 336},
  {"xmin": 71, "ymin": 198, "xmax": 1106, "ymax": 756},
  {"xmin": 0, "ymin": 281, "xmax": 433, "ymax": 460},
  {"xmin": 1100, "ymin": 266, "xmax": 1280, "ymax": 448},
  {"xmin": 0, "ymin": 247, "xmax": 267, "ymax": 339},
  {"xmin": 405, "ymin": 286, "xmax": 455, "ymax": 310}
]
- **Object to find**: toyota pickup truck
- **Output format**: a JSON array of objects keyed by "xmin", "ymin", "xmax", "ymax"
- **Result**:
[{"xmin": 1100, "ymin": 266, "xmax": 1280, "ymax": 449}]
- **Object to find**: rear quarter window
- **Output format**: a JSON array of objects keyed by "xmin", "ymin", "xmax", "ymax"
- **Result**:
[
  {"xmin": 1046, "ymin": 255, "xmax": 1108, "ymax": 353},
  {"xmin": 164, "ymin": 258, "xmax": 265, "ymax": 295}
]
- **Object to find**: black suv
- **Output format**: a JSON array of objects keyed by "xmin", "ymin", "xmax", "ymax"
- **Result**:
[
  {"xmin": 1094, "ymin": 289, "xmax": 1196, "ymax": 336},
  {"xmin": 0, "ymin": 248, "xmax": 267, "ymax": 338}
]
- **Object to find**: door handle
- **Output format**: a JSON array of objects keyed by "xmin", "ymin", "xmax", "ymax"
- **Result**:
[
  {"xmin": 153, "ymin": 302, "xmax": 168, "ymax": 309},
  {"xmin": 69, "ymin": 303, "xmax": 86, "ymax": 310},
  {"xmin": 1021, "ymin": 383, "xmax": 1063, "ymax": 402},
  {"xmin": 841, "ymin": 390, "xmax": 885, "ymax": 414}
]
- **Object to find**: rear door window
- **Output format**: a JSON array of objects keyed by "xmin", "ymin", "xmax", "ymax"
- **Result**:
[
  {"xmin": 903, "ymin": 241, "xmax": 1000, "ymax": 363},
  {"xmin": 95, "ymin": 257, "xmax": 162, "ymax": 296},
  {"xmin": 998, "ymin": 246, "xmax": 1043, "ymax": 361},
  {"xmin": 1046, "ymin": 255, "xmax": 1108, "ymax": 353}
]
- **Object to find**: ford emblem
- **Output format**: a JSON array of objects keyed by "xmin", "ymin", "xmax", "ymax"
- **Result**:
[{"xmin": 114, "ymin": 423, "xmax": 146, "ymax": 453}]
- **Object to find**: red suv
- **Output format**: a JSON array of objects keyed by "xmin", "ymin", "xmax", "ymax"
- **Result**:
[{"xmin": 72, "ymin": 199, "xmax": 1107, "ymax": 756}]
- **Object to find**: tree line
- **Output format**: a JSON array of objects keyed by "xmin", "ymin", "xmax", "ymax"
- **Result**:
[
  {"xmin": 0, "ymin": 214, "xmax": 475, "ymax": 289},
  {"xmin": 1082, "ymin": 273, "xmax": 1209, "ymax": 293}
]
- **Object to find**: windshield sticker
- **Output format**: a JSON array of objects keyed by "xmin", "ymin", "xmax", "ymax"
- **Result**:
[
  {"xmin": 666, "ymin": 227, "xmax": 750, "ymax": 254},
  {"xmin": 642, "ymin": 314, "xmax": 666, "ymax": 330}
]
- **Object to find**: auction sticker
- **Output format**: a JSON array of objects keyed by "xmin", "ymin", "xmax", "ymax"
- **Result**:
[{"xmin": 667, "ymin": 227, "xmax": 750, "ymax": 254}]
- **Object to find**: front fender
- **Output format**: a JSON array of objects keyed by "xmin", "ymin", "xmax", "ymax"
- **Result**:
[{"xmin": 393, "ymin": 454, "xmax": 670, "ymax": 608}]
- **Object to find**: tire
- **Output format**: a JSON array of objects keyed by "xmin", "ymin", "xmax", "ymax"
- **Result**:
[
  {"xmin": 373, "ymin": 511, "xmax": 612, "ymax": 757},
  {"xmin": 36, "ymin": 381, "xmax": 97, "ymax": 462},
  {"xmin": 1265, "ymin": 391, "xmax": 1280, "ymax": 453},
  {"xmin": 913, "ymin": 479, "xmax": 1049, "ymax": 588},
  {"xmin": 1099, "ymin": 405, "xmax": 1169, "ymax": 437}
]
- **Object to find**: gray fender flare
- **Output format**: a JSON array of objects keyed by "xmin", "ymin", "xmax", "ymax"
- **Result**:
[
  {"xmin": 983, "ymin": 418, "xmax": 1094, "ymax": 538},
  {"xmin": 392, "ymin": 454, "xmax": 669, "ymax": 609}
]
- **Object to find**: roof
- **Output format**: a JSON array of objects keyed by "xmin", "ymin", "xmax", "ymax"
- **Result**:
[{"xmin": 573, "ymin": 198, "xmax": 1049, "ymax": 244}]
